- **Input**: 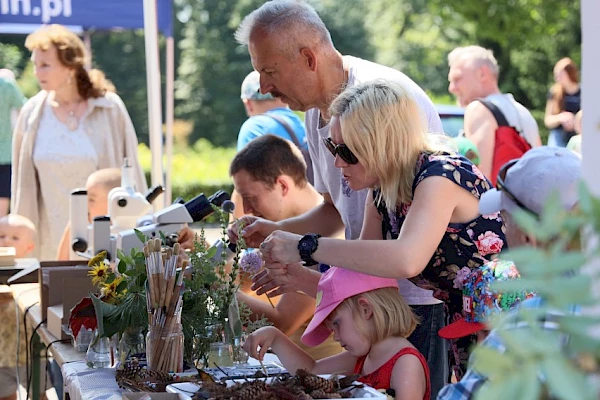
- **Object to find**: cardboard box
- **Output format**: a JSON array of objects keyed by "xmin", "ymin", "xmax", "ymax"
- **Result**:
[
  {"xmin": 122, "ymin": 393, "xmax": 187, "ymax": 400},
  {"xmin": 38, "ymin": 262, "xmax": 94, "ymax": 321},
  {"xmin": 47, "ymin": 304, "xmax": 64, "ymax": 340}
]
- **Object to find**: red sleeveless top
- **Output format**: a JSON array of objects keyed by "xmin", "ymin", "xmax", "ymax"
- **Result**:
[{"xmin": 353, "ymin": 347, "xmax": 431, "ymax": 400}]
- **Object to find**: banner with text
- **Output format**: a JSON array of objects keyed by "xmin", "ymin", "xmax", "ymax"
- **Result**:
[{"xmin": 0, "ymin": 0, "xmax": 173, "ymax": 35}]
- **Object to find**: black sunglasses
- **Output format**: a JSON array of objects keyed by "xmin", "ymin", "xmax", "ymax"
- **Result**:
[
  {"xmin": 322, "ymin": 137, "xmax": 359, "ymax": 165},
  {"xmin": 496, "ymin": 159, "xmax": 539, "ymax": 218}
]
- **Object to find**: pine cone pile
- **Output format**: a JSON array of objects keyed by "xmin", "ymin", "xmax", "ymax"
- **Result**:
[
  {"xmin": 199, "ymin": 369, "xmax": 357, "ymax": 399},
  {"xmin": 115, "ymin": 357, "xmax": 173, "ymax": 392}
]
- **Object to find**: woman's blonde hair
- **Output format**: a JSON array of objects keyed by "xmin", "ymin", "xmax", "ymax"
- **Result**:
[
  {"xmin": 335, "ymin": 287, "xmax": 418, "ymax": 343},
  {"xmin": 25, "ymin": 24, "xmax": 115, "ymax": 99},
  {"xmin": 329, "ymin": 79, "xmax": 447, "ymax": 211}
]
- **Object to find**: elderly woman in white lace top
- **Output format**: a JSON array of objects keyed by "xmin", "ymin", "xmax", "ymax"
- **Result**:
[{"xmin": 11, "ymin": 25, "xmax": 147, "ymax": 260}]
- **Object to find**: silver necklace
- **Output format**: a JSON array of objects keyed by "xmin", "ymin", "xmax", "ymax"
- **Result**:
[
  {"xmin": 66, "ymin": 109, "xmax": 79, "ymax": 131},
  {"xmin": 56, "ymin": 99, "xmax": 82, "ymax": 131}
]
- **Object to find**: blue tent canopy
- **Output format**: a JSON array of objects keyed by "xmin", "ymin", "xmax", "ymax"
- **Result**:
[
  {"xmin": 0, "ymin": 0, "xmax": 174, "ymax": 205},
  {"xmin": 0, "ymin": 0, "xmax": 173, "ymax": 36}
]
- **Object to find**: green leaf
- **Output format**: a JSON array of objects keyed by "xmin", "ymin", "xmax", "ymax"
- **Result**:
[
  {"xmin": 134, "ymin": 229, "xmax": 147, "ymax": 245},
  {"xmin": 543, "ymin": 356, "xmax": 596, "ymax": 400},
  {"xmin": 159, "ymin": 230, "xmax": 166, "ymax": 245},
  {"xmin": 90, "ymin": 294, "xmax": 118, "ymax": 338},
  {"xmin": 117, "ymin": 249, "xmax": 127, "ymax": 261},
  {"xmin": 518, "ymin": 363, "xmax": 542, "ymax": 400},
  {"xmin": 116, "ymin": 280, "xmax": 128, "ymax": 293},
  {"xmin": 117, "ymin": 260, "xmax": 127, "ymax": 274},
  {"xmin": 205, "ymin": 246, "xmax": 217, "ymax": 259},
  {"xmin": 472, "ymin": 345, "xmax": 514, "ymax": 377},
  {"xmin": 511, "ymin": 208, "xmax": 540, "ymax": 237},
  {"xmin": 474, "ymin": 370, "xmax": 528, "ymax": 400},
  {"xmin": 578, "ymin": 181, "xmax": 594, "ymax": 215}
]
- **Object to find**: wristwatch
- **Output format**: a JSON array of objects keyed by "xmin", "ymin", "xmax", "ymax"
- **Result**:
[{"xmin": 298, "ymin": 233, "xmax": 321, "ymax": 266}]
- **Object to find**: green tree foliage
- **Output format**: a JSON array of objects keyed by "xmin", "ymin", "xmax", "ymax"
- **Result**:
[
  {"xmin": 176, "ymin": 0, "xmax": 259, "ymax": 146},
  {"xmin": 89, "ymin": 30, "xmax": 155, "ymax": 145},
  {"xmin": 0, "ymin": 0, "xmax": 582, "ymax": 148},
  {"xmin": 0, "ymin": 43, "xmax": 22, "ymax": 72}
]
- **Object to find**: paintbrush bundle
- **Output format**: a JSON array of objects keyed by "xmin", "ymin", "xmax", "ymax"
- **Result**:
[{"xmin": 144, "ymin": 238, "xmax": 186, "ymax": 373}]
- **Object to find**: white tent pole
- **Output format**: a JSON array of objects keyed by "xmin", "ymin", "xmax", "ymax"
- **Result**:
[
  {"xmin": 580, "ymin": 0, "xmax": 600, "ymax": 336},
  {"xmin": 83, "ymin": 29, "xmax": 92, "ymax": 70},
  {"xmin": 581, "ymin": 0, "xmax": 599, "ymax": 195},
  {"xmin": 165, "ymin": 35, "xmax": 174, "ymax": 205},
  {"xmin": 143, "ymin": 0, "xmax": 165, "ymax": 209}
]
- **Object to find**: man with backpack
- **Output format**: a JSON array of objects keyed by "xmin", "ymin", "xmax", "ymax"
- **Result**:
[
  {"xmin": 237, "ymin": 71, "xmax": 312, "ymax": 184},
  {"xmin": 447, "ymin": 46, "xmax": 541, "ymax": 186}
]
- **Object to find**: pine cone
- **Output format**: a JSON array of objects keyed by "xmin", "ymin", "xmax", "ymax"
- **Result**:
[
  {"xmin": 233, "ymin": 380, "xmax": 269, "ymax": 399},
  {"xmin": 115, "ymin": 360, "xmax": 143, "ymax": 383},
  {"xmin": 310, "ymin": 389, "xmax": 342, "ymax": 398},
  {"xmin": 296, "ymin": 369, "xmax": 335, "ymax": 393}
]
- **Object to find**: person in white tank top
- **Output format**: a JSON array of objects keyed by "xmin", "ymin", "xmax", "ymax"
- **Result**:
[{"xmin": 447, "ymin": 46, "xmax": 541, "ymax": 181}]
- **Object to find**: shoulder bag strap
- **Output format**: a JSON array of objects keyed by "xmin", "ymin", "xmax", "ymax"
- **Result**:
[
  {"xmin": 260, "ymin": 112, "xmax": 302, "ymax": 148},
  {"xmin": 478, "ymin": 99, "xmax": 510, "ymax": 127}
]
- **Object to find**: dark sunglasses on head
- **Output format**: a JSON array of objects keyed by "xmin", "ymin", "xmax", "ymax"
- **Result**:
[
  {"xmin": 322, "ymin": 137, "xmax": 359, "ymax": 165},
  {"xmin": 496, "ymin": 159, "xmax": 539, "ymax": 218}
]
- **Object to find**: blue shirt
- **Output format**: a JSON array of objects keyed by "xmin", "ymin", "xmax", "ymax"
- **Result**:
[{"xmin": 237, "ymin": 108, "xmax": 307, "ymax": 152}]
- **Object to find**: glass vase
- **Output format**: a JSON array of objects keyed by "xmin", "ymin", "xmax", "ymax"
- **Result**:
[
  {"xmin": 119, "ymin": 326, "xmax": 146, "ymax": 360},
  {"xmin": 208, "ymin": 341, "xmax": 233, "ymax": 367},
  {"xmin": 146, "ymin": 323, "xmax": 184, "ymax": 373},
  {"xmin": 86, "ymin": 330, "xmax": 112, "ymax": 368},
  {"xmin": 232, "ymin": 334, "xmax": 249, "ymax": 364}
]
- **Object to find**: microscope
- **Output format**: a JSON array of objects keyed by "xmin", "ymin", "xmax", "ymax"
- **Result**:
[
  {"xmin": 69, "ymin": 158, "xmax": 230, "ymax": 261},
  {"xmin": 69, "ymin": 158, "xmax": 157, "ymax": 260},
  {"xmin": 114, "ymin": 190, "xmax": 230, "ymax": 258}
]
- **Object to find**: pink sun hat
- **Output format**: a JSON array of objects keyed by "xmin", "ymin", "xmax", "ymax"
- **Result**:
[{"xmin": 301, "ymin": 267, "xmax": 399, "ymax": 347}]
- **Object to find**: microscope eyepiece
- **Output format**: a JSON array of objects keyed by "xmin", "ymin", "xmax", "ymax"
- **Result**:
[{"xmin": 184, "ymin": 191, "xmax": 231, "ymax": 222}]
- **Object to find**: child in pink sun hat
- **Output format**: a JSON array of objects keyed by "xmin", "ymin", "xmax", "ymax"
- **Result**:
[
  {"xmin": 244, "ymin": 267, "xmax": 431, "ymax": 399},
  {"xmin": 439, "ymin": 259, "xmax": 535, "ymax": 342}
]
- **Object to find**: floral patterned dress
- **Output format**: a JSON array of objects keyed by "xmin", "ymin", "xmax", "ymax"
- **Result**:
[{"xmin": 374, "ymin": 151, "xmax": 507, "ymax": 379}]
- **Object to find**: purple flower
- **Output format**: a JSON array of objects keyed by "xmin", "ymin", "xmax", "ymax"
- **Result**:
[
  {"xmin": 240, "ymin": 250, "xmax": 262, "ymax": 274},
  {"xmin": 453, "ymin": 267, "xmax": 472, "ymax": 289},
  {"xmin": 222, "ymin": 200, "xmax": 236, "ymax": 214}
]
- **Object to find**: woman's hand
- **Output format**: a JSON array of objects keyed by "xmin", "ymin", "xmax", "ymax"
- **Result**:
[
  {"xmin": 559, "ymin": 111, "xmax": 575, "ymax": 131},
  {"xmin": 243, "ymin": 326, "xmax": 283, "ymax": 361},
  {"xmin": 251, "ymin": 262, "xmax": 306, "ymax": 297},
  {"xmin": 259, "ymin": 230, "xmax": 303, "ymax": 265},
  {"xmin": 228, "ymin": 216, "xmax": 279, "ymax": 249}
]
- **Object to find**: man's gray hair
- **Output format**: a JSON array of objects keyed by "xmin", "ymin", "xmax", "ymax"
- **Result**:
[
  {"xmin": 448, "ymin": 46, "xmax": 499, "ymax": 77},
  {"xmin": 234, "ymin": 0, "xmax": 333, "ymax": 54}
]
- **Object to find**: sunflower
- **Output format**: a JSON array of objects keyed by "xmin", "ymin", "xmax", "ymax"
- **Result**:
[
  {"xmin": 88, "ymin": 262, "xmax": 110, "ymax": 286},
  {"xmin": 101, "ymin": 276, "xmax": 126, "ymax": 302}
]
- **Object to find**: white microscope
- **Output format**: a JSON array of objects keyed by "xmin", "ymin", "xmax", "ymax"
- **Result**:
[
  {"xmin": 69, "ymin": 158, "xmax": 160, "ymax": 261},
  {"xmin": 69, "ymin": 159, "xmax": 231, "ymax": 261}
]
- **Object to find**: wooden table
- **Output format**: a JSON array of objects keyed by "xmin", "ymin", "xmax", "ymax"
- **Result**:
[{"xmin": 11, "ymin": 283, "xmax": 85, "ymax": 399}]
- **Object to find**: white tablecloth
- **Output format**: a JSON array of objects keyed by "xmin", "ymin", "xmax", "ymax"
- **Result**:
[
  {"xmin": 61, "ymin": 355, "xmax": 281, "ymax": 400},
  {"xmin": 62, "ymin": 361, "xmax": 123, "ymax": 400}
]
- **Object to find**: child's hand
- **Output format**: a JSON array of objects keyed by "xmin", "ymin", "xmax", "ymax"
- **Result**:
[{"xmin": 243, "ymin": 326, "xmax": 282, "ymax": 361}]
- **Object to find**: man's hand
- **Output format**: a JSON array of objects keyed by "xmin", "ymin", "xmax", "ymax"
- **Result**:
[
  {"xmin": 227, "ymin": 216, "xmax": 279, "ymax": 248},
  {"xmin": 259, "ymin": 230, "xmax": 303, "ymax": 265},
  {"xmin": 251, "ymin": 262, "xmax": 306, "ymax": 297},
  {"xmin": 177, "ymin": 226, "xmax": 196, "ymax": 251}
]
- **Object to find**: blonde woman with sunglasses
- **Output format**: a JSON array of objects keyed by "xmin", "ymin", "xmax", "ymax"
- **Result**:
[{"xmin": 254, "ymin": 79, "xmax": 507, "ymax": 379}]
